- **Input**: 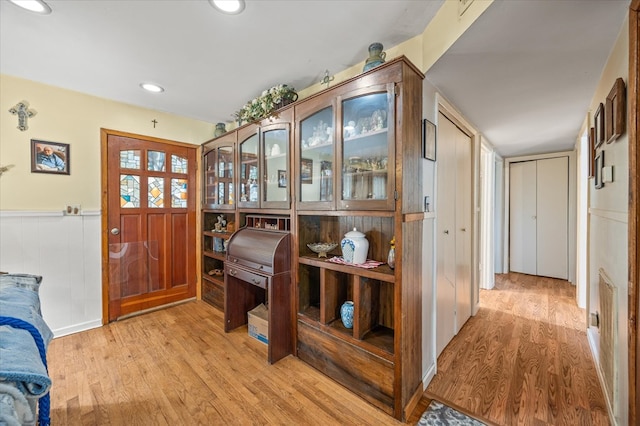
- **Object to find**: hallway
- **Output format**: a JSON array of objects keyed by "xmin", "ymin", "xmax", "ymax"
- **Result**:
[{"xmin": 424, "ymin": 272, "xmax": 609, "ymax": 425}]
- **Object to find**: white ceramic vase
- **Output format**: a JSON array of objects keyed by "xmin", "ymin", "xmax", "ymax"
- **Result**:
[{"xmin": 341, "ymin": 227, "xmax": 369, "ymax": 264}]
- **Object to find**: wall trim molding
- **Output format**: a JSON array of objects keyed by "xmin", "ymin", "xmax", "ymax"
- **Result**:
[
  {"xmin": 0, "ymin": 210, "xmax": 101, "ymax": 217},
  {"xmin": 589, "ymin": 208, "xmax": 628, "ymax": 223}
]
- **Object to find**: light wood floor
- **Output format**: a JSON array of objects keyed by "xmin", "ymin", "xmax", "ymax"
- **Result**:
[
  {"xmin": 47, "ymin": 272, "xmax": 608, "ymax": 425},
  {"xmin": 47, "ymin": 300, "xmax": 405, "ymax": 425},
  {"xmin": 420, "ymin": 272, "xmax": 610, "ymax": 425}
]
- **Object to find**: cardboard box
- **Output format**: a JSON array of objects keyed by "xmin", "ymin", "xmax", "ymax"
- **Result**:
[{"xmin": 248, "ymin": 303, "xmax": 268, "ymax": 345}]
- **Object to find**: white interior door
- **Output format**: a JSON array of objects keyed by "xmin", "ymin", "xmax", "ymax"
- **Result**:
[
  {"xmin": 509, "ymin": 161, "xmax": 537, "ymax": 275},
  {"xmin": 509, "ymin": 157, "xmax": 568, "ymax": 279},
  {"xmin": 455, "ymin": 124, "xmax": 472, "ymax": 329},
  {"xmin": 436, "ymin": 114, "xmax": 457, "ymax": 356},
  {"xmin": 436, "ymin": 113, "xmax": 473, "ymax": 355},
  {"xmin": 536, "ymin": 157, "xmax": 568, "ymax": 279}
]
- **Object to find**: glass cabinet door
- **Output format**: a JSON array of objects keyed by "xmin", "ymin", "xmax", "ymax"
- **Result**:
[
  {"xmin": 262, "ymin": 123, "xmax": 290, "ymax": 209},
  {"xmin": 238, "ymin": 128, "xmax": 259, "ymax": 208},
  {"xmin": 203, "ymin": 137, "xmax": 235, "ymax": 209},
  {"xmin": 339, "ymin": 86, "xmax": 395, "ymax": 210},
  {"xmin": 298, "ymin": 105, "xmax": 335, "ymax": 209}
]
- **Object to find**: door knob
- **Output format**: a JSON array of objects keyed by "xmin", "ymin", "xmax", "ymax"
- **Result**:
[
  {"xmin": 461, "ymin": 228, "xmax": 466, "ymax": 232},
  {"xmin": 110, "ymin": 228, "xmax": 120, "ymax": 235},
  {"xmin": 444, "ymin": 230, "xmax": 449, "ymax": 234}
]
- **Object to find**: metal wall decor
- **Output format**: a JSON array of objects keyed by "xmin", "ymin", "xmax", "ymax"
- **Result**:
[{"xmin": 9, "ymin": 100, "xmax": 37, "ymax": 131}]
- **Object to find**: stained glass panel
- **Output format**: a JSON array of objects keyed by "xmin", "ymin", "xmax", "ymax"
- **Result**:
[
  {"xmin": 148, "ymin": 177, "xmax": 164, "ymax": 208},
  {"xmin": 120, "ymin": 174, "xmax": 140, "ymax": 208},
  {"xmin": 172, "ymin": 155, "xmax": 188, "ymax": 174},
  {"xmin": 120, "ymin": 150, "xmax": 141, "ymax": 169},
  {"xmin": 148, "ymin": 151, "xmax": 166, "ymax": 172},
  {"xmin": 172, "ymin": 179, "xmax": 187, "ymax": 208}
]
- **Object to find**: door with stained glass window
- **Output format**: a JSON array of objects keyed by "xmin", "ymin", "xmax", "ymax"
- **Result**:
[{"xmin": 104, "ymin": 130, "xmax": 197, "ymax": 321}]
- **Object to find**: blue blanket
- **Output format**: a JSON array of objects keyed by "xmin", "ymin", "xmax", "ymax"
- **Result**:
[
  {"xmin": 0, "ymin": 274, "xmax": 53, "ymax": 426},
  {"xmin": 0, "ymin": 284, "xmax": 53, "ymax": 397}
]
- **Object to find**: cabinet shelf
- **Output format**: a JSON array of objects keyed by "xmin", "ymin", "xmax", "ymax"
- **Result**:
[
  {"xmin": 203, "ymin": 230, "xmax": 233, "ymax": 239},
  {"xmin": 343, "ymin": 169, "xmax": 388, "ymax": 176},
  {"xmin": 203, "ymin": 273, "xmax": 224, "ymax": 287},
  {"xmin": 298, "ymin": 255, "xmax": 395, "ymax": 283},
  {"xmin": 301, "ymin": 141, "xmax": 333, "ymax": 152},
  {"xmin": 297, "ymin": 314, "xmax": 394, "ymax": 360},
  {"xmin": 343, "ymin": 128, "xmax": 387, "ymax": 142},
  {"xmin": 203, "ymin": 249, "xmax": 226, "ymax": 261}
]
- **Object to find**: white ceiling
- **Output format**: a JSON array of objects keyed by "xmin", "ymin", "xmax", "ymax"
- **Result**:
[
  {"xmin": 427, "ymin": 0, "xmax": 630, "ymax": 157},
  {"xmin": 0, "ymin": 0, "xmax": 630, "ymax": 158}
]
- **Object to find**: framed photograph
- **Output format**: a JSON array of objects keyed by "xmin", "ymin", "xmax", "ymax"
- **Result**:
[
  {"xmin": 594, "ymin": 103, "xmax": 605, "ymax": 148},
  {"xmin": 277, "ymin": 169, "xmax": 287, "ymax": 188},
  {"xmin": 595, "ymin": 150, "xmax": 604, "ymax": 189},
  {"xmin": 423, "ymin": 119, "xmax": 436, "ymax": 161},
  {"xmin": 31, "ymin": 139, "xmax": 69, "ymax": 175},
  {"xmin": 605, "ymin": 77, "xmax": 626, "ymax": 143},
  {"xmin": 589, "ymin": 127, "xmax": 595, "ymax": 178},
  {"xmin": 301, "ymin": 158, "xmax": 313, "ymax": 184}
]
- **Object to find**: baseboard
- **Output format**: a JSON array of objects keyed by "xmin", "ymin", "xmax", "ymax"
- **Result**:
[
  {"xmin": 422, "ymin": 361, "xmax": 437, "ymax": 390},
  {"xmin": 587, "ymin": 327, "xmax": 617, "ymax": 425},
  {"xmin": 53, "ymin": 319, "xmax": 102, "ymax": 338}
]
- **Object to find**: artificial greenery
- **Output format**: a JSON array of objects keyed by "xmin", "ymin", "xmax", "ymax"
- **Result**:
[{"xmin": 234, "ymin": 84, "xmax": 298, "ymax": 124}]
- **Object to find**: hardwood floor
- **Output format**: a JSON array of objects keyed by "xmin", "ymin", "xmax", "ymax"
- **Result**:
[
  {"xmin": 47, "ymin": 272, "xmax": 608, "ymax": 425},
  {"xmin": 419, "ymin": 272, "xmax": 610, "ymax": 425},
  {"xmin": 47, "ymin": 300, "xmax": 404, "ymax": 425}
]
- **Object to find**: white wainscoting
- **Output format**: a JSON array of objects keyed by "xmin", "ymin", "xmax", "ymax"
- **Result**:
[{"xmin": 0, "ymin": 210, "xmax": 103, "ymax": 337}]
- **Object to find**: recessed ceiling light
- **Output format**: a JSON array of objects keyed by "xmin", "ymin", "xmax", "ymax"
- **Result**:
[
  {"xmin": 209, "ymin": 0, "xmax": 245, "ymax": 15},
  {"xmin": 9, "ymin": 0, "xmax": 52, "ymax": 14},
  {"xmin": 140, "ymin": 83, "xmax": 165, "ymax": 93}
]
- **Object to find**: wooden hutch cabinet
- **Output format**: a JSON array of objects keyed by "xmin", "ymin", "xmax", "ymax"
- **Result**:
[{"xmin": 200, "ymin": 56, "xmax": 423, "ymax": 421}]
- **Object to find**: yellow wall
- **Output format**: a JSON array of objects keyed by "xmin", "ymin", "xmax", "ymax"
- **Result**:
[
  {"xmin": 0, "ymin": 75, "xmax": 214, "ymax": 211},
  {"xmin": 1, "ymin": 1, "xmax": 492, "ymax": 210}
]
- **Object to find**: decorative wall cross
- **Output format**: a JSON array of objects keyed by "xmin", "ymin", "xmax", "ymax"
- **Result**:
[
  {"xmin": 152, "ymin": 119, "xmax": 158, "ymax": 128},
  {"xmin": 9, "ymin": 101, "xmax": 37, "ymax": 131}
]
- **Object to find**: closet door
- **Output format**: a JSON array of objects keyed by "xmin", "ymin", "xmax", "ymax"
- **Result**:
[
  {"xmin": 455, "ymin": 123, "xmax": 472, "ymax": 329},
  {"xmin": 436, "ymin": 115, "xmax": 457, "ymax": 356},
  {"xmin": 436, "ymin": 113, "xmax": 473, "ymax": 356},
  {"xmin": 509, "ymin": 157, "xmax": 568, "ymax": 279},
  {"xmin": 536, "ymin": 157, "xmax": 568, "ymax": 279},
  {"xmin": 509, "ymin": 161, "xmax": 537, "ymax": 275}
]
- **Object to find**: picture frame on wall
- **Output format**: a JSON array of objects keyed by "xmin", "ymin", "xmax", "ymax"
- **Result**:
[
  {"xmin": 589, "ymin": 127, "xmax": 595, "ymax": 178},
  {"xmin": 594, "ymin": 103, "xmax": 605, "ymax": 148},
  {"xmin": 423, "ymin": 119, "xmax": 436, "ymax": 161},
  {"xmin": 31, "ymin": 139, "xmax": 69, "ymax": 175},
  {"xmin": 605, "ymin": 77, "xmax": 626, "ymax": 143},
  {"xmin": 595, "ymin": 150, "xmax": 604, "ymax": 189}
]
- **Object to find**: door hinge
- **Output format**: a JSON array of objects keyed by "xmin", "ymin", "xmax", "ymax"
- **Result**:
[{"xmin": 394, "ymin": 190, "xmax": 398, "ymax": 200}]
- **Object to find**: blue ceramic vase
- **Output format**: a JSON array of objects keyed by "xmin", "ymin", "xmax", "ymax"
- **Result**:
[{"xmin": 340, "ymin": 301, "xmax": 354, "ymax": 329}]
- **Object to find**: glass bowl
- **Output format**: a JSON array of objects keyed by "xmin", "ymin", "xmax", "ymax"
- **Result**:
[{"xmin": 307, "ymin": 242, "xmax": 338, "ymax": 258}]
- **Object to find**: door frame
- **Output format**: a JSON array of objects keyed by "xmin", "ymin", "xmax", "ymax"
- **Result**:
[
  {"xmin": 502, "ymin": 150, "xmax": 577, "ymax": 284},
  {"xmin": 100, "ymin": 128, "xmax": 200, "ymax": 323},
  {"xmin": 628, "ymin": 1, "xmax": 639, "ymax": 423}
]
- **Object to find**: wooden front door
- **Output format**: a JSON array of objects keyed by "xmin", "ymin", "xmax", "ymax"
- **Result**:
[{"xmin": 102, "ymin": 129, "xmax": 197, "ymax": 321}]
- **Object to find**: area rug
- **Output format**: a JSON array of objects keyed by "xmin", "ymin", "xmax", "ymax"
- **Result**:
[{"xmin": 418, "ymin": 400, "xmax": 486, "ymax": 425}]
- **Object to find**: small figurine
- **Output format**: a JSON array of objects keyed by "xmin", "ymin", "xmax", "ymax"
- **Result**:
[{"xmin": 216, "ymin": 214, "xmax": 227, "ymax": 231}]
